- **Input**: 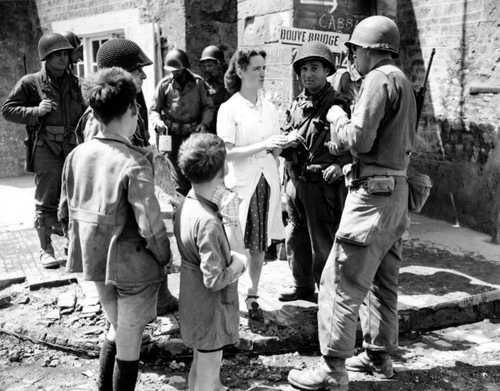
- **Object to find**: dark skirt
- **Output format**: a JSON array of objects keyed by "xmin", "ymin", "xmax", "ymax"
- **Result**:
[{"xmin": 244, "ymin": 174, "xmax": 270, "ymax": 253}]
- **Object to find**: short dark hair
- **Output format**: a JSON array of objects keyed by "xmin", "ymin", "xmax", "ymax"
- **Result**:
[
  {"xmin": 82, "ymin": 67, "xmax": 137, "ymax": 125},
  {"xmin": 178, "ymin": 133, "xmax": 226, "ymax": 184},
  {"xmin": 224, "ymin": 49, "xmax": 266, "ymax": 94}
]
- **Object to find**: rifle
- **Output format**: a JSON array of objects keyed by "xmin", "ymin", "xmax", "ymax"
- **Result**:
[
  {"xmin": 415, "ymin": 48, "xmax": 435, "ymax": 130},
  {"xmin": 24, "ymin": 61, "xmax": 45, "ymax": 173}
]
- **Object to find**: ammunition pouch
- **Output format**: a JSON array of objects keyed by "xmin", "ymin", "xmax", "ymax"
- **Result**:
[
  {"xmin": 164, "ymin": 118, "xmax": 199, "ymax": 136},
  {"xmin": 45, "ymin": 125, "xmax": 65, "ymax": 142}
]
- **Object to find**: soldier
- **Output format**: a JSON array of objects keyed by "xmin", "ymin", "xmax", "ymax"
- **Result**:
[
  {"xmin": 151, "ymin": 48, "xmax": 214, "ymax": 196},
  {"xmin": 199, "ymin": 45, "xmax": 230, "ymax": 133},
  {"xmin": 75, "ymin": 38, "xmax": 152, "ymax": 147},
  {"xmin": 61, "ymin": 31, "xmax": 83, "ymax": 68},
  {"xmin": 2, "ymin": 32, "xmax": 86, "ymax": 268},
  {"xmin": 279, "ymin": 42, "xmax": 350, "ymax": 303},
  {"xmin": 287, "ymin": 16, "xmax": 416, "ymax": 390}
]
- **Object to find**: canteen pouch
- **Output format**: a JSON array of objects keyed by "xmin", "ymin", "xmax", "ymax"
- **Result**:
[{"xmin": 408, "ymin": 170, "xmax": 432, "ymax": 213}]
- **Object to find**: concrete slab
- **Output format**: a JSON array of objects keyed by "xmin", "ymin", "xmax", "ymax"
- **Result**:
[
  {"xmin": 0, "ymin": 272, "xmax": 26, "ymax": 290},
  {"xmin": 409, "ymin": 213, "xmax": 499, "ymax": 262}
]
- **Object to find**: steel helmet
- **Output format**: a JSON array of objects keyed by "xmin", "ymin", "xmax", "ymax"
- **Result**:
[
  {"xmin": 346, "ymin": 15, "xmax": 400, "ymax": 55},
  {"xmin": 164, "ymin": 48, "xmax": 190, "ymax": 71},
  {"xmin": 61, "ymin": 31, "xmax": 81, "ymax": 48},
  {"xmin": 200, "ymin": 45, "xmax": 225, "ymax": 64},
  {"xmin": 38, "ymin": 33, "xmax": 73, "ymax": 61},
  {"xmin": 97, "ymin": 39, "xmax": 152, "ymax": 71},
  {"xmin": 293, "ymin": 42, "xmax": 335, "ymax": 76}
]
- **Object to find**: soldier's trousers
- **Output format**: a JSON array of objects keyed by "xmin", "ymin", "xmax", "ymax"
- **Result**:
[
  {"xmin": 33, "ymin": 143, "xmax": 64, "ymax": 230},
  {"xmin": 285, "ymin": 178, "xmax": 346, "ymax": 290},
  {"xmin": 318, "ymin": 177, "xmax": 408, "ymax": 358},
  {"xmin": 169, "ymin": 134, "xmax": 191, "ymax": 196}
]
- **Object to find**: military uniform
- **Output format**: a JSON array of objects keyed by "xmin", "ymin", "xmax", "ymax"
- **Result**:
[
  {"xmin": 287, "ymin": 16, "xmax": 416, "ymax": 391},
  {"xmin": 199, "ymin": 45, "xmax": 229, "ymax": 134},
  {"xmin": 282, "ymin": 83, "xmax": 350, "ymax": 291},
  {"xmin": 2, "ymin": 62, "xmax": 86, "ymax": 252},
  {"xmin": 205, "ymin": 79, "xmax": 229, "ymax": 133},
  {"xmin": 319, "ymin": 58, "xmax": 416, "ymax": 359},
  {"xmin": 151, "ymin": 69, "xmax": 214, "ymax": 195}
]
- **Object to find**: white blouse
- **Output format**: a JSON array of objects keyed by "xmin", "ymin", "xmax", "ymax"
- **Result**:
[{"xmin": 217, "ymin": 92, "xmax": 285, "ymax": 244}]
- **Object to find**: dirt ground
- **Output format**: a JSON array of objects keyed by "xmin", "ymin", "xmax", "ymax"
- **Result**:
[{"xmin": 1, "ymin": 318, "xmax": 500, "ymax": 391}]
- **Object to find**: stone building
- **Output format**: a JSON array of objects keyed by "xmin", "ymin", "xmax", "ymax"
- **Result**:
[{"xmin": 1, "ymin": 0, "xmax": 499, "ymax": 238}]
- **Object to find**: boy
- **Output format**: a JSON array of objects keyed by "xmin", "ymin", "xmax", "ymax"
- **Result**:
[{"xmin": 174, "ymin": 133, "xmax": 247, "ymax": 391}]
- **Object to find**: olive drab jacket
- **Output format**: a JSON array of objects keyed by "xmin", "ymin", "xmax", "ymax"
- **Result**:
[
  {"xmin": 281, "ymin": 83, "xmax": 351, "ymax": 180},
  {"xmin": 151, "ymin": 69, "xmax": 214, "ymax": 133},
  {"xmin": 58, "ymin": 134, "xmax": 171, "ymax": 286},
  {"xmin": 330, "ymin": 59, "xmax": 416, "ymax": 174},
  {"xmin": 2, "ymin": 64, "xmax": 86, "ymax": 157}
]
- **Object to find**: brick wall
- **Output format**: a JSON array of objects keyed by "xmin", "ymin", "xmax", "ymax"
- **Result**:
[
  {"xmin": 398, "ymin": 0, "xmax": 500, "ymax": 236},
  {"xmin": 0, "ymin": 0, "xmax": 42, "ymax": 177}
]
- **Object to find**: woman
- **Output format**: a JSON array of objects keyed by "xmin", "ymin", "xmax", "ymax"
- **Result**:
[
  {"xmin": 58, "ymin": 67, "xmax": 171, "ymax": 391},
  {"xmin": 217, "ymin": 49, "xmax": 287, "ymax": 319}
]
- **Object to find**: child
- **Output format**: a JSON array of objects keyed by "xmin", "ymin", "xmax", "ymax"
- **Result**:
[{"xmin": 174, "ymin": 133, "xmax": 247, "ymax": 391}]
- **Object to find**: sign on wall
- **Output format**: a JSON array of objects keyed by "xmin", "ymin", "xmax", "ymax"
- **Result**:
[
  {"xmin": 278, "ymin": 26, "xmax": 349, "ymax": 67},
  {"xmin": 294, "ymin": 0, "xmax": 373, "ymax": 34}
]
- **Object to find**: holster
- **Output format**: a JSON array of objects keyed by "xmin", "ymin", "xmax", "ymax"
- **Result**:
[
  {"xmin": 24, "ymin": 125, "xmax": 39, "ymax": 173},
  {"xmin": 343, "ymin": 162, "xmax": 360, "ymax": 188},
  {"xmin": 24, "ymin": 136, "xmax": 34, "ymax": 173}
]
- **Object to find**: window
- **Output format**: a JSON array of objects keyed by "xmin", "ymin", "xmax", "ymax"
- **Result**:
[{"xmin": 77, "ymin": 31, "xmax": 125, "ymax": 78}]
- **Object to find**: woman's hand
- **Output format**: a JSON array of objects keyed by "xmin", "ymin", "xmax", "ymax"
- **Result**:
[{"xmin": 264, "ymin": 135, "xmax": 289, "ymax": 151}]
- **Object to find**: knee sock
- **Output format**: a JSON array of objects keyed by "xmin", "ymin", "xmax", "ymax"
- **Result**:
[
  {"xmin": 97, "ymin": 339, "xmax": 116, "ymax": 391},
  {"xmin": 113, "ymin": 358, "xmax": 139, "ymax": 391}
]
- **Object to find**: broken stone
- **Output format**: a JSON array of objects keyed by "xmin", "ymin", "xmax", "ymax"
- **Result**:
[
  {"xmin": 79, "ymin": 296, "xmax": 100, "ymax": 307},
  {"xmin": 45, "ymin": 309, "xmax": 60, "ymax": 320},
  {"xmin": 81, "ymin": 304, "xmax": 101, "ymax": 315},
  {"xmin": 60, "ymin": 307, "xmax": 74, "ymax": 315},
  {"xmin": 0, "ymin": 293, "xmax": 12, "ymax": 308},
  {"xmin": 82, "ymin": 327, "xmax": 103, "ymax": 336},
  {"xmin": 154, "ymin": 315, "xmax": 180, "ymax": 336},
  {"xmin": 48, "ymin": 359, "xmax": 59, "ymax": 367},
  {"xmin": 168, "ymin": 360, "xmax": 185, "ymax": 370},
  {"xmin": 8, "ymin": 349, "xmax": 23, "ymax": 362},
  {"xmin": 14, "ymin": 295, "xmax": 30, "ymax": 305},
  {"xmin": 57, "ymin": 291, "xmax": 76, "ymax": 310}
]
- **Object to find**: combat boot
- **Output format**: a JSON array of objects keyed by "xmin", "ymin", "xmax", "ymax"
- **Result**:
[
  {"xmin": 345, "ymin": 350, "xmax": 394, "ymax": 379},
  {"xmin": 278, "ymin": 287, "xmax": 317, "ymax": 303},
  {"xmin": 40, "ymin": 246, "xmax": 59, "ymax": 269},
  {"xmin": 288, "ymin": 357, "xmax": 348, "ymax": 391},
  {"xmin": 36, "ymin": 227, "xmax": 60, "ymax": 269}
]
